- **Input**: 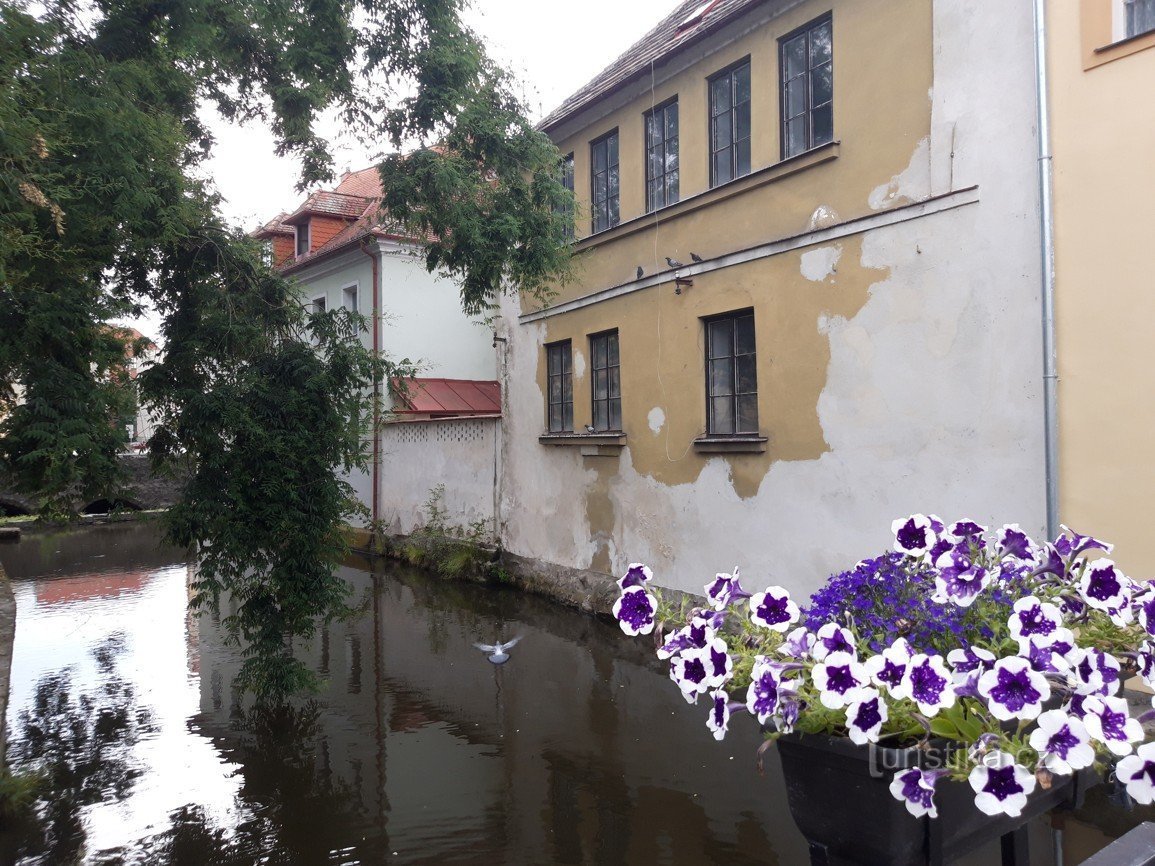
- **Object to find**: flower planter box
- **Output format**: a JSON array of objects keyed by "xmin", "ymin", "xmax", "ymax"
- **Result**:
[{"xmin": 777, "ymin": 733, "xmax": 1098, "ymax": 866}]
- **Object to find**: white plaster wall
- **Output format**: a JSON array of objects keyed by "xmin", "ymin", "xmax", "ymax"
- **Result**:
[
  {"xmin": 497, "ymin": 2, "xmax": 1047, "ymax": 598},
  {"xmin": 377, "ymin": 417, "xmax": 501, "ymax": 539}
]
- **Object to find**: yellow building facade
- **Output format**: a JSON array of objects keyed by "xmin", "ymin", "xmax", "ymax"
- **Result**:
[{"xmin": 1049, "ymin": 0, "xmax": 1155, "ymax": 578}]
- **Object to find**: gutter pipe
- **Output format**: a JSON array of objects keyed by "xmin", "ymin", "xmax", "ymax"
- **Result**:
[
  {"xmin": 360, "ymin": 237, "xmax": 382, "ymax": 545},
  {"xmin": 1033, "ymin": 0, "xmax": 1060, "ymax": 540}
]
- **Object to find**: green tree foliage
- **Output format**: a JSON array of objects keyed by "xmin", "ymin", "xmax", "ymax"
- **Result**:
[{"xmin": 0, "ymin": 0, "xmax": 573, "ymax": 697}]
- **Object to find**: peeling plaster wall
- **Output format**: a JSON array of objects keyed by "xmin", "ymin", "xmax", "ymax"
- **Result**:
[{"xmin": 497, "ymin": 0, "xmax": 1046, "ymax": 598}]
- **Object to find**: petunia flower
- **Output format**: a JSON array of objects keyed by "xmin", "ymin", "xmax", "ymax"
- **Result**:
[
  {"xmin": 889, "ymin": 767, "xmax": 947, "ymax": 818},
  {"xmin": 969, "ymin": 751, "xmax": 1036, "ymax": 817},
  {"xmin": 1136, "ymin": 589, "xmax": 1155, "ymax": 637},
  {"xmin": 1082, "ymin": 695, "xmax": 1144, "ymax": 756},
  {"xmin": 617, "ymin": 563, "xmax": 653, "ymax": 590},
  {"xmin": 1079, "ymin": 559, "xmax": 1131, "ymax": 615},
  {"xmin": 778, "ymin": 626, "xmax": 816, "ymax": 660},
  {"xmin": 1067, "ymin": 648, "xmax": 1121, "ymax": 697},
  {"xmin": 1137, "ymin": 640, "xmax": 1155, "ymax": 689},
  {"xmin": 699, "ymin": 636, "xmax": 733, "ymax": 689},
  {"xmin": 669, "ymin": 647, "xmax": 712, "ymax": 704},
  {"xmin": 1115, "ymin": 742, "xmax": 1155, "ymax": 805},
  {"xmin": 866, "ymin": 637, "xmax": 914, "ymax": 698},
  {"xmin": 1055, "ymin": 525, "xmax": 1113, "ymax": 559},
  {"xmin": 748, "ymin": 586, "xmax": 800, "ymax": 633},
  {"xmin": 947, "ymin": 518, "xmax": 988, "ymax": 544},
  {"xmin": 1008, "ymin": 596, "xmax": 1063, "ymax": 643},
  {"xmin": 1018, "ymin": 634, "xmax": 1072, "ymax": 675},
  {"xmin": 932, "ymin": 547, "xmax": 990, "ymax": 608},
  {"xmin": 1028, "ymin": 710, "xmax": 1095, "ymax": 776},
  {"xmin": 813, "ymin": 651, "xmax": 869, "ymax": 709},
  {"xmin": 996, "ymin": 524, "xmax": 1038, "ymax": 563},
  {"xmin": 812, "ymin": 623, "xmax": 857, "ymax": 660},
  {"xmin": 705, "ymin": 689, "xmax": 735, "ymax": 741},
  {"xmin": 746, "ymin": 656, "xmax": 787, "ymax": 723},
  {"xmin": 845, "ymin": 687, "xmax": 888, "ymax": 745},
  {"xmin": 613, "ymin": 587, "xmax": 657, "ymax": 636},
  {"xmin": 705, "ymin": 568, "xmax": 751, "ymax": 611},
  {"xmin": 902, "ymin": 653, "xmax": 955, "ymax": 717},
  {"xmin": 977, "ymin": 656, "xmax": 1050, "ymax": 721},
  {"xmin": 657, "ymin": 624, "xmax": 709, "ymax": 660},
  {"xmin": 947, "ymin": 645, "xmax": 996, "ymax": 692},
  {"xmin": 892, "ymin": 514, "xmax": 938, "ymax": 558}
]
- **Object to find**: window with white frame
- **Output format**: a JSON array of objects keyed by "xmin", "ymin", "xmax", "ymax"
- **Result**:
[
  {"xmin": 342, "ymin": 285, "xmax": 358, "ymax": 313},
  {"xmin": 312, "ymin": 295, "xmax": 326, "ymax": 313}
]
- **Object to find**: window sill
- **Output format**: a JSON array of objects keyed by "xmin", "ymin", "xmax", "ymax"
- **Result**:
[
  {"xmin": 539, "ymin": 431, "xmax": 626, "ymax": 450},
  {"xmin": 693, "ymin": 435, "xmax": 768, "ymax": 454},
  {"xmin": 1087, "ymin": 28, "xmax": 1155, "ymax": 67}
]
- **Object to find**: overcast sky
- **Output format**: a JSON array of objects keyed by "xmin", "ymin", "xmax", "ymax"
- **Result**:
[{"xmin": 201, "ymin": 0, "xmax": 680, "ymax": 231}]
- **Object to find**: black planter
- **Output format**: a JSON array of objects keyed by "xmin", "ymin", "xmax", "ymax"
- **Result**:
[{"xmin": 777, "ymin": 733, "xmax": 1098, "ymax": 866}]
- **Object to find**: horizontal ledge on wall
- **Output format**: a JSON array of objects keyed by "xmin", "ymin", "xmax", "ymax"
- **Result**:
[
  {"xmin": 538, "ymin": 432, "xmax": 626, "ymax": 449},
  {"xmin": 692, "ymin": 435, "xmax": 768, "ymax": 454}
]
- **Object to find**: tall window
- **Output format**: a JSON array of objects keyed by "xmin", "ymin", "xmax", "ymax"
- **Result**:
[
  {"xmin": 547, "ymin": 340, "xmax": 573, "ymax": 433},
  {"xmin": 342, "ymin": 285, "xmax": 358, "ymax": 313},
  {"xmin": 645, "ymin": 100, "xmax": 680, "ymax": 212},
  {"xmin": 708, "ymin": 60, "xmax": 751, "ymax": 187},
  {"xmin": 1125, "ymin": 0, "xmax": 1155, "ymax": 36},
  {"xmin": 781, "ymin": 15, "xmax": 833, "ymax": 159},
  {"xmin": 296, "ymin": 222, "xmax": 310, "ymax": 256},
  {"xmin": 705, "ymin": 310, "xmax": 758, "ymax": 435},
  {"xmin": 590, "ymin": 331, "xmax": 621, "ymax": 432},
  {"xmin": 312, "ymin": 295, "xmax": 327, "ymax": 313},
  {"xmin": 590, "ymin": 131, "xmax": 620, "ymax": 234},
  {"xmin": 559, "ymin": 152, "xmax": 575, "ymax": 241}
]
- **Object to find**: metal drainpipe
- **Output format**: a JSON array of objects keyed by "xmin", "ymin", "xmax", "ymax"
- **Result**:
[
  {"xmin": 1033, "ymin": 0, "xmax": 1060, "ymax": 540},
  {"xmin": 360, "ymin": 237, "xmax": 382, "ymax": 546}
]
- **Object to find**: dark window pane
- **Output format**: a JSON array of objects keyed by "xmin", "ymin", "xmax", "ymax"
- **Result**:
[
  {"xmin": 594, "ymin": 402, "xmax": 607, "ymax": 430},
  {"xmin": 736, "ymin": 355, "xmax": 757, "ymax": 394},
  {"xmin": 666, "ymin": 141, "xmax": 679, "ymax": 172},
  {"xmin": 608, "ymin": 196, "xmax": 619, "ymax": 227},
  {"xmin": 711, "ymin": 76, "xmax": 730, "ymax": 114},
  {"xmin": 594, "ymin": 370, "xmax": 608, "ymax": 400},
  {"xmin": 666, "ymin": 104, "xmax": 679, "ymax": 138},
  {"xmin": 786, "ymin": 77, "xmax": 806, "ymax": 119},
  {"xmin": 608, "ymin": 334, "xmax": 619, "ymax": 365},
  {"xmin": 708, "ymin": 319, "xmax": 732, "ymax": 358},
  {"xmin": 784, "ymin": 35, "xmax": 807, "ymax": 78},
  {"xmin": 609, "ymin": 366, "xmax": 620, "ymax": 398},
  {"xmin": 735, "ymin": 104, "xmax": 750, "ymax": 144},
  {"xmin": 714, "ymin": 150, "xmax": 730, "ymax": 187},
  {"xmin": 549, "ymin": 376, "xmax": 561, "ymax": 403},
  {"xmin": 811, "ymin": 63, "xmax": 833, "ymax": 106},
  {"xmin": 593, "ymin": 172, "xmax": 607, "ymax": 203},
  {"xmin": 737, "ymin": 394, "xmax": 759, "ymax": 433},
  {"xmin": 647, "ymin": 179, "xmax": 660, "ymax": 211},
  {"xmin": 810, "ymin": 21, "xmax": 832, "ymax": 65},
  {"xmin": 647, "ymin": 113, "xmax": 662, "ymax": 144},
  {"xmin": 812, "ymin": 103, "xmax": 833, "ymax": 146},
  {"xmin": 593, "ymin": 141, "xmax": 606, "ymax": 171},
  {"xmin": 709, "ymin": 358, "xmax": 734, "ymax": 396},
  {"xmin": 592, "ymin": 338, "xmax": 606, "ymax": 367},
  {"xmin": 712, "ymin": 114, "xmax": 732, "ymax": 151},
  {"xmin": 667, "ymin": 170, "xmax": 680, "ymax": 205},
  {"xmin": 607, "ymin": 133, "xmax": 618, "ymax": 166},
  {"xmin": 609, "ymin": 400, "xmax": 622, "ymax": 431},
  {"xmin": 786, "ymin": 117, "xmax": 806, "ymax": 158},
  {"xmin": 735, "ymin": 314, "xmax": 755, "ymax": 355},
  {"xmin": 734, "ymin": 63, "xmax": 751, "ymax": 105},
  {"xmin": 608, "ymin": 165, "xmax": 619, "ymax": 198},
  {"xmin": 562, "ymin": 374, "xmax": 572, "ymax": 402},
  {"xmin": 736, "ymin": 138, "xmax": 751, "ymax": 176},
  {"xmin": 563, "ymin": 402, "xmax": 573, "ymax": 432},
  {"xmin": 711, "ymin": 397, "xmax": 735, "ymax": 434}
]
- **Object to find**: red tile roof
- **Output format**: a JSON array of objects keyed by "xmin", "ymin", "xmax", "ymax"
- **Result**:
[
  {"xmin": 539, "ymin": 0, "xmax": 768, "ymax": 132},
  {"xmin": 334, "ymin": 166, "xmax": 384, "ymax": 198},
  {"xmin": 391, "ymin": 378, "xmax": 501, "ymax": 417},
  {"xmin": 283, "ymin": 190, "xmax": 375, "ymax": 223},
  {"xmin": 254, "ymin": 212, "xmax": 294, "ymax": 237}
]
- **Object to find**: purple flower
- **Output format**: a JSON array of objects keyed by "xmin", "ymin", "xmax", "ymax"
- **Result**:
[
  {"xmin": 704, "ymin": 568, "xmax": 751, "ymax": 611},
  {"xmin": 670, "ymin": 648, "xmax": 711, "ymax": 703},
  {"xmin": 700, "ymin": 636, "xmax": 733, "ymax": 689},
  {"xmin": 845, "ymin": 687, "xmax": 888, "ymax": 745},
  {"xmin": 812, "ymin": 623, "xmax": 857, "ymax": 660},
  {"xmin": 1079, "ymin": 559, "xmax": 1131, "ymax": 614},
  {"xmin": 778, "ymin": 626, "xmax": 815, "ymax": 660},
  {"xmin": 977, "ymin": 656, "xmax": 1050, "ymax": 721},
  {"xmin": 969, "ymin": 751, "xmax": 1035, "ymax": 817},
  {"xmin": 746, "ymin": 656, "xmax": 786, "ymax": 723},
  {"xmin": 932, "ymin": 547, "xmax": 990, "ymax": 608},
  {"xmin": 748, "ymin": 586, "xmax": 800, "ymax": 633},
  {"xmin": 892, "ymin": 514, "xmax": 938, "ymax": 557},
  {"xmin": 1116, "ymin": 742, "xmax": 1155, "ymax": 805},
  {"xmin": 889, "ymin": 768, "xmax": 946, "ymax": 819},
  {"xmin": 613, "ymin": 587, "xmax": 657, "ymax": 636},
  {"xmin": 813, "ymin": 651, "xmax": 869, "ymax": 709},
  {"xmin": 866, "ymin": 638, "xmax": 913, "ymax": 698},
  {"xmin": 1008, "ymin": 596, "xmax": 1063, "ymax": 643},
  {"xmin": 947, "ymin": 518, "xmax": 988, "ymax": 544},
  {"xmin": 617, "ymin": 563, "xmax": 653, "ymax": 590},
  {"xmin": 1067, "ymin": 647, "xmax": 1121, "ymax": 697},
  {"xmin": 706, "ymin": 689, "xmax": 733, "ymax": 741},
  {"xmin": 996, "ymin": 524, "xmax": 1038, "ymax": 563},
  {"xmin": 657, "ymin": 626, "xmax": 705, "ymax": 660},
  {"xmin": 1136, "ymin": 590, "xmax": 1155, "ymax": 637},
  {"xmin": 1055, "ymin": 525, "xmax": 1113, "ymax": 559},
  {"xmin": 1137, "ymin": 640, "xmax": 1155, "ymax": 688},
  {"xmin": 902, "ymin": 653, "xmax": 955, "ymax": 716},
  {"xmin": 1018, "ymin": 634, "xmax": 1072, "ymax": 675},
  {"xmin": 1028, "ymin": 710, "xmax": 1094, "ymax": 775},
  {"xmin": 947, "ymin": 645, "xmax": 995, "ymax": 691},
  {"xmin": 1082, "ymin": 695, "xmax": 1143, "ymax": 756}
]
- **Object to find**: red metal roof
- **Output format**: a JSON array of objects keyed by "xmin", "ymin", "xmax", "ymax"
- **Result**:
[{"xmin": 392, "ymin": 378, "xmax": 501, "ymax": 417}]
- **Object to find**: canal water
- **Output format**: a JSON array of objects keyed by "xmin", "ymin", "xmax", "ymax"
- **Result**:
[{"xmin": 0, "ymin": 523, "xmax": 1144, "ymax": 864}]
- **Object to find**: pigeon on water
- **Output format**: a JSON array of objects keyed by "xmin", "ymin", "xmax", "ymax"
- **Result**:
[
  {"xmin": 474, "ymin": 636, "xmax": 523, "ymax": 664},
  {"xmin": 665, "ymin": 256, "xmax": 683, "ymax": 269},
  {"xmin": 690, "ymin": 252, "xmax": 704, "ymax": 263},
  {"xmin": 636, "ymin": 266, "xmax": 644, "ymax": 279}
]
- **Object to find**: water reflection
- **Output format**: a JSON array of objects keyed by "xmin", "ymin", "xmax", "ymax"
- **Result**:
[{"xmin": 1, "ymin": 525, "xmax": 1148, "ymax": 864}]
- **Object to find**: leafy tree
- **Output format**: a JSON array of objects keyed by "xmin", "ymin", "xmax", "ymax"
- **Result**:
[{"xmin": 0, "ymin": 0, "xmax": 573, "ymax": 697}]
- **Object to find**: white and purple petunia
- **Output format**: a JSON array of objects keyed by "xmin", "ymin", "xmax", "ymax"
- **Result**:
[
  {"xmin": 706, "ymin": 689, "xmax": 734, "ymax": 741},
  {"xmin": 1067, "ymin": 647, "xmax": 1121, "ymax": 697},
  {"xmin": 812, "ymin": 623, "xmax": 858, "ymax": 661},
  {"xmin": 1018, "ymin": 632, "xmax": 1073, "ymax": 675},
  {"xmin": 748, "ymin": 586, "xmax": 800, "ymax": 633},
  {"xmin": 947, "ymin": 518, "xmax": 988, "ymax": 545},
  {"xmin": 889, "ymin": 767, "xmax": 946, "ymax": 819},
  {"xmin": 996, "ymin": 524, "xmax": 1038, "ymax": 563},
  {"xmin": 1027, "ymin": 710, "xmax": 1095, "ymax": 776},
  {"xmin": 1136, "ymin": 588, "xmax": 1155, "ymax": 637},
  {"xmin": 902, "ymin": 653, "xmax": 955, "ymax": 717},
  {"xmin": 778, "ymin": 626, "xmax": 816, "ymax": 660},
  {"xmin": 1115, "ymin": 742, "xmax": 1155, "ymax": 805},
  {"xmin": 613, "ymin": 587, "xmax": 657, "ymax": 636},
  {"xmin": 932, "ymin": 548, "xmax": 990, "ymax": 608},
  {"xmin": 866, "ymin": 638, "xmax": 914, "ymax": 698},
  {"xmin": 699, "ymin": 636, "xmax": 733, "ymax": 689},
  {"xmin": 657, "ymin": 624, "xmax": 707, "ymax": 660},
  {"xmin": 813, "ymin": 651, "xmax": 870, "ymax": 709},
  {"xmin": 617, "ymin": 563, "xmax": 653, "ymax": 590},
  {"xmin": 977, "ymin": 656, "xmax": 1050, "ymax": 721},
  {"xmin": 705, "ymin": 568, "xmax": 751, "ymax": 611},
  {"xmin": 1137, "ymin": 640, "xmax": 1155, "ymax": 689},
  {"xmin": 947, "ymin": 645, "xmax": 996, "ymax": 693},
  {"xmin": 1055, "ymin": 525, "xmax": 1113, "ymax": 559},
  {"xmin": 670, "ymin": 646, "xmax": 712, "ymax": 703},
  {"xmin": 892, "ymin": 514, "xmax": 938, "ymax": 558},
  {"xmin": 746, "ymin": 656, "xmax": 787, "ymax": 723},
  {"xmin": 1082, "ymin": 695, "xmax": 1144, "ymax": 756},
  {"xmin": 845, "ymin": 687, "xmax": 888, "ymax": 745},
  {"xmin": 969, "ymin": 751, "xmax": 1036, "ymax": 817},
  {"xmin": 1009, "ymin": 596, "xmax": 1064, "ymax": 644},
  {"xmin": 1079, "ymin": 559, "xmax": 1132, "ymax": 615}
]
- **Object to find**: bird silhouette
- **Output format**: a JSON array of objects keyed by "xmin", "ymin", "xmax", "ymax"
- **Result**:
[
  {"xmin": 665, "ymin": 256, "xmax": 683, "ymax": 269},
  {"xmin": 636, "ymin": 266, "xmax": 644, "ymax": 279},
  {"xmin": 474, "ymin": 636, "xmax": 523, "ymax": 664},
  {"xmin": 690, "ymin": 252, "xmax": 704, "ymax": 263}
]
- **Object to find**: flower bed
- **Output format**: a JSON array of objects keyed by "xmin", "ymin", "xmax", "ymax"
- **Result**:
[{"xmin": 612, "ymin": 518, "xmax": 1155, "ymax": 821}]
